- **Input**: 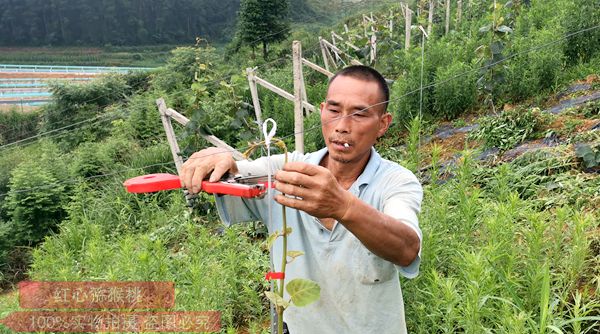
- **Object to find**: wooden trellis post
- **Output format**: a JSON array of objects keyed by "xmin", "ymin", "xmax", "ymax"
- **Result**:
[
  {"xmin": 427, "ymin": 0, "xmax": 435, "ymax": 37},
  {"xmin": 457, "ymin": 0, "xmax": 463, "ymax": 27},
  {"xmin": 292, "ymin": 41, "xmax": 305, "ymax": 153},
  {"xmin": 404, "ymin": 3, "xmax": 412, "ymax": 50},
  {"xmin": 319, "ymin": 37, "xmax": 363, "ymax": 68},
  {"xmin": 245, "ymin": 46, "xmax": 318, "ymax": 153},
  {"xmin": 247, "ymin": 67, "xmax": 262, "ymax": 124},
  {"xmin": 370, "ymin": 34, "xmax": 377, "ymax": 64},
  {"xmin": 445, "ymin": 0, "xmax": 451, "ymax": 35}
]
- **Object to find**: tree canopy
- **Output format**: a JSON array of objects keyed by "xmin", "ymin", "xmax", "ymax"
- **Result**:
[{"xmin": 235, "ymin": 0, "xmax": 290, "ymax": 59}]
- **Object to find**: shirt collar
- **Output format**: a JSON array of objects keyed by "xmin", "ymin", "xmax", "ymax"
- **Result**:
[{"xmin": 308, "ymin": 147, "xmax": 382, "ymax": 188}]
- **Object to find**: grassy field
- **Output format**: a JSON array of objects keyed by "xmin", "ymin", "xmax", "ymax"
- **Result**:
[{"xmin": 0, "ymin": 45, "xmax": 179, "ymax": 67}]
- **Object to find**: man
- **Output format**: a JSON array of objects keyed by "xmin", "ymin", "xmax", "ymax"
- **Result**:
[{"xmin": 180, "ymin": 65, "xmax": 423, "ymax": 333}]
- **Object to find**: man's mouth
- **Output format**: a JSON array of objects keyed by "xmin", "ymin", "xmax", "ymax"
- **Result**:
[{"xmin": 330, "ymin": 139, "xmax": 352, "ymax": 150}]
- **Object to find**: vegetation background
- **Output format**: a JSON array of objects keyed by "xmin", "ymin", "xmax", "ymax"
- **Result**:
[{"xmin": 0, "ymin": 0, "xmax": 599, "ymax": 333}]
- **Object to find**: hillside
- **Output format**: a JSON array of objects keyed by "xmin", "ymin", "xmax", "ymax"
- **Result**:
[{"xmin": 1, "ymin": 0, "xmax": 599, "ymax": 333}]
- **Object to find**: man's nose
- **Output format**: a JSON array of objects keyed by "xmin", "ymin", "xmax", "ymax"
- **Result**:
[{"xmin": 334, "ymin": 113, "xmax": 352, "ymax": 133}]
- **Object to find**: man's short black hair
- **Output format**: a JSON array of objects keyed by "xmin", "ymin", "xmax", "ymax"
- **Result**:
[{"xmin": 329, "ymin": 65, "xmax": 390, "ymax": 113}]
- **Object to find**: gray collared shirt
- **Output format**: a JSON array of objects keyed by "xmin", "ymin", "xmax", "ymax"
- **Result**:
[{"xmin": 216, "ymin": 147, "xmax": 423, "ymax": 334}]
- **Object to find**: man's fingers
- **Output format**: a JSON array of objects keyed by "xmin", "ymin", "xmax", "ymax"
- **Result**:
[
  {"xmin": 210, "ymin": 161, "xmax": 231, "ymax": 182},
  {"xmin": 275, "ymin": 170, "xmax": 314, "ymax": 187},
  {"xmin": 275, "ymin": 182, "xmax": 309, "ymax": 199},
  {"xmin": 282, "ymin": 162, "xmax": 322, "ymax": 176},
  {"xmin": 275, "ymin": 194, "xmax": 305, "ymax": 211},
  {"xmin": 190, "ymin": 165, "xmax": 211, "ymax": 193}
]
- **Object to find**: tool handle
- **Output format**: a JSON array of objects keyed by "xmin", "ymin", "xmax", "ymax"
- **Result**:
[{"xmin": 123, "ymin": 173, "xmax": 269, "ymax": 198}]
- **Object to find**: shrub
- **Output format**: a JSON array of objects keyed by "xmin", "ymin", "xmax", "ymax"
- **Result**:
[
  {"xmin": 2, "ymin": 160, "xmax": 67, "ymax": 246},
  {"xmin": 0, "ymin": 108, "xmax": 40, "ymax": 145},
  {"xmin": 563, "ymin": 0, "xmax": 600, "ymax": 63},
  {"xmin": 433, "ymin": 61, "xmax": 477, "ymax": 119},
  {"xmin": 43, "ymin": 75, "xmax": 131, "ymax": 150},
  {"xmin": 505, "ymin": 28, "xmax": 565, "ymax": 102}
]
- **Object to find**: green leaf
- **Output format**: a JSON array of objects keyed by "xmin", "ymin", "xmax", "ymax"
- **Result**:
[
  {"xmin": 286, "ymin": 250, "xmax": 304, "ymax": 263},
  {"xmin": 265, "ymin": 291, "xmax": 289, "ymax": 309},
  {"xmin": 575, "ymin": 144, "xmax": 593, "ymax": 158},
  {"xmin": 490, "ymin": 41, "xmax": 504, "ymax": 55},
  {"xmin": 286, "ymin": 278, "xmax": 321, "ymax": 307}
]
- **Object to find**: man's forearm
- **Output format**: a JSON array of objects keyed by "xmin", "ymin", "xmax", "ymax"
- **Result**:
[{"xmin": 338, "ymin": 194, "xmax": 420, "ymax": 267}]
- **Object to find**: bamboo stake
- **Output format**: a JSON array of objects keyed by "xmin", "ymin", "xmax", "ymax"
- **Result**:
[{"xmin": 405, "ymin": 4, "xmax": 412, "ymax": 50}]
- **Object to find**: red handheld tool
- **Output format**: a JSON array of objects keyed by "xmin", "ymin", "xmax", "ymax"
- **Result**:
[{"xmin": 123, "ymin": 173, "xmax": 274, "ymax": 198}]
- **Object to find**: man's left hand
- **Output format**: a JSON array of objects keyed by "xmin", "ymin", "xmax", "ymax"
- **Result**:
[{"xmin": 274, "ymin": 162, "xmax": 354, "ymax": 220}]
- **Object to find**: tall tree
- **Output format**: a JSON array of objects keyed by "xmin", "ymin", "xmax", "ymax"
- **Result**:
[{"xmin": 235, "ymin": 0, "xmax": 290, "ymax": 59}]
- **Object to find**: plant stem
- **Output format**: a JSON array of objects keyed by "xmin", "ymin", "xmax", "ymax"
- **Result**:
[{"xmin": 275, "ymin": 141, "xmax": 288, "ymax": 333}]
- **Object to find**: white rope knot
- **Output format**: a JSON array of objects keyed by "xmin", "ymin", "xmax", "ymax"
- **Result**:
[{"xmin": 262, "ymin": 118, "xmax": 277, "ymax": 150}]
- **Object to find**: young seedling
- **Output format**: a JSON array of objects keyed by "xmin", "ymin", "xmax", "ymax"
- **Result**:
[{"xmin": 244, "ymin": 137, "xmax": 321, "ymax": 334}]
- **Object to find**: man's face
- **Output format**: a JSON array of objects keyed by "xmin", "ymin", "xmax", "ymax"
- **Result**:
[{"xmin": 320, "ymin": 75, "xmax": 392, "ymax": 164}]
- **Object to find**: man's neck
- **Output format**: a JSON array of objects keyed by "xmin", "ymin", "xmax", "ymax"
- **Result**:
[{"xmin": 320, "ymin": 150, "xmax": 371, "ymax": 190}]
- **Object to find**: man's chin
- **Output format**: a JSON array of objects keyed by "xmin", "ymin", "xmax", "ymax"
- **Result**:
[{"xmin": 329, "ymin": 153, "xmax": 352, "ymax": 164}]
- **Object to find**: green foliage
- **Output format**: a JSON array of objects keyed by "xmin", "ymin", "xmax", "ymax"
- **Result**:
[
  {"xmin": 0, "ymin": 0, "xmax": 241, "ymax": 46},
  {"xmin": 476, "ymin": 0, "xmax": 515, "ymax": 107},
  {"xmin": 563, "ymin": 0, "xmax": 600, "ymax": 63},
  {"xmin": 434, "ymin": 61, "xmax": 477, "ymax": 119},
  {"xmin": 43, "ymin": 75, "xmax": 131, "ymax": 150},
  {"xmin": 505, "ymin": 28, "xmax": 565, "ymax": 102},
  {"xmin": 122, "ymin": 93, "xmax": 164, "ymax": 146},
  {"xmin": 469, "ymin": 107, "xmax": 550, "ymax": 150},
  {"xmin": 0, "ymin": 109, "xmax": 40, "ymax": 145},
  {"xmin": 404, "ymin": 148, "xmax": 600, "ymax": 333},
  {"xmin": 2, "ymin": 161, "xmax": 66, "ymax": 246},
  {"xmin": 29, "ymin": 216, "xmax": 270, "ymax": 329},
  {"xmin": 235, "ymin": 0, "xmax": 290, "ymax": 59},
  {"xmin": 574, "ymin": 143, "xmax": 600, "ymax": 169}
]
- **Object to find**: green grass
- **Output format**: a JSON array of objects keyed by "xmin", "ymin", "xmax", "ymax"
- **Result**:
[{"xmin": 0, "ymin": 45, "xmax": 179, "ymax": 67}]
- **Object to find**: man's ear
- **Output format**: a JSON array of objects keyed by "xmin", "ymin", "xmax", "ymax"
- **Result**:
[
  {"xmin": 320, "ymin": 102, "xmax": 326, "ymax": 114},
  {"xmin": 378, "ymin": 112, "xmax": 392, "ymax": 138}
]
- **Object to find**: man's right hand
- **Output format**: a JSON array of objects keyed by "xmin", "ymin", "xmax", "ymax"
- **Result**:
[{"xmin": 180, "ymin": 147, "xmax": 238, "ymax": 194}]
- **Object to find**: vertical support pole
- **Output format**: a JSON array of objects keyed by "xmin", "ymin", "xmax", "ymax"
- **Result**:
[
  {"xmin": 319, "ymin": 37, "xmax": 331, "ymax": 72},
  {"xmin": 156, "ymin": 98, "xmax": 194, "ymax": 207},
  {"xmin": 246, "ymin": 67, "xmax": 262, "ymax": 124},
  {"xmin": 292, "ymin": 41, "xmax": 305, "ymax": 154},
  {"xmin": 427, "ymin": 0, "xmax": 434, "ymax": 37},
  {"xmin": 445, "ymin": 0, "xmax": 451, "ymax": 35},
  {"xmin": 370, "ymin": 34, "xmax": 377, "ymax": 64},
  {"xmin": 157, "ymin": 98, "xmax": 184, "ymax": 174},
  {"xmin": 457, "ymin": 0, "xmax": 463, "ymax": 27},
  {"xmin": 405, "ymin": 5, "xmax": 412, "ymax": 50}
]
